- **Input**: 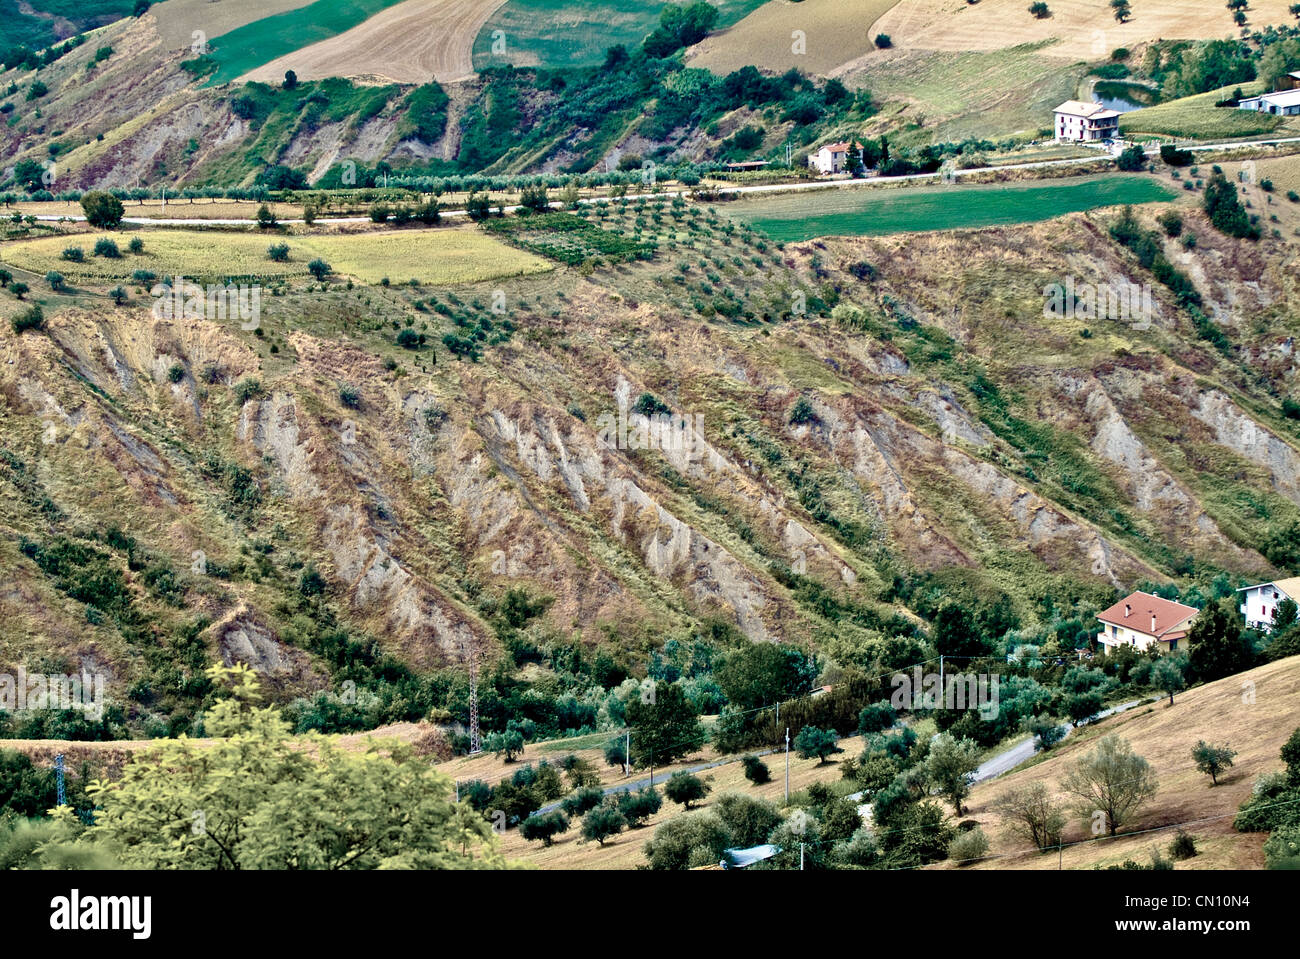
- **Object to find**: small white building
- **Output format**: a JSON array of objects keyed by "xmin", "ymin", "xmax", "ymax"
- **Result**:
[
  {"xmin": 1237, "ymin": 577, "xmax": 1300, "ymax": 631},
  {"xmin": 807, "ymin": 141, "xmax": 861, "ymax": 175},
  {"xmin": 1096, "ymin": 591, "xmax": 1200, "ymax": 654},
  {"xmin": 1238, "ymin": 89, "xmax": 1300, "ymax": 116},
  {"xmin": 1053, "ymin": 100, "xmax": 1121, "ymax": 142}
]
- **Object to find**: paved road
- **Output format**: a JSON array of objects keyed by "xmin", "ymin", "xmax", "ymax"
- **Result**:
[
  {"xmin": 845, "ymin": 698, "xmax": 1145, "ymax": 818},
  {"xmin": 970, "ymin": 699, "xmax": 1142, "ymax": 784},
  {"xmin": 30, "ymin": 135, "xmax": 1300, "ymax": 230}
]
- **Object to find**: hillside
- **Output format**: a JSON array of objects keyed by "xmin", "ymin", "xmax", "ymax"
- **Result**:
[
  {"xmin": 2, "ymin": 169, "xmax": 1299, "ymax": 735},
  {"xmin": 952, "ymin": 656, "xmax": 1300, "ymax": 869}
]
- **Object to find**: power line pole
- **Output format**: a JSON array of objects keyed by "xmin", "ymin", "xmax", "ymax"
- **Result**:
[
  {"xmin": 625, "ymin": 730, "xmax": 631, "ymax": 778},
  {"xmin": 784, "ymin": 727, "xmax": 790, "ymax": 802}
]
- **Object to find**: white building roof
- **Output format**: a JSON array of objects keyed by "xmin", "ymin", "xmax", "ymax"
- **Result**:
[
  {"xmin": 1236, "ymin": 576, "xmax": 1300, "ymax": 596},
  {"xmin": 1248, "ymin": 89, "xmax": 1300, "ymax": 108},
  {"xmin": 1053, "ymin": 100, "xmax": 1120, "ymax": 120}
]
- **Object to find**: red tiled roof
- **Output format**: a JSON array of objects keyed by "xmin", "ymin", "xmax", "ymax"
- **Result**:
[{"xmin": 1097, "ymin": 591, "xmax": 1199, "ymax": 639}]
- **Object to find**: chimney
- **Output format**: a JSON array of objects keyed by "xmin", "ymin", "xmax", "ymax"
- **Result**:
[
  {"xmin": 1124, "ymin": 603, "xmax": 1131, "ymax": 617},
  {"xmin": 1150, "ymin": 611, "xmax": 1157, "ymax": 633}
]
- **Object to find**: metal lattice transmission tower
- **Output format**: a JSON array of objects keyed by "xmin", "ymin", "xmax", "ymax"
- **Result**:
[
  {"xmin": 55, "ymin": 753, "xmax": 66, "ymax": 806},
  {"xmin": 466, "ymin": 645, "xmax": 481, "ymax": 755}
]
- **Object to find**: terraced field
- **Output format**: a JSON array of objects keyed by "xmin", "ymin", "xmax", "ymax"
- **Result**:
[
  {"xmin": 0, "ymin": 227, "xmax": 553, "ymax": 285},
  {"xmin": 471, "ymin": 0, "xmax": 767, "ymax": 70},
  {"xmin": 729, "ymin": 174, "xmax": 1178, "ymax": 241}
]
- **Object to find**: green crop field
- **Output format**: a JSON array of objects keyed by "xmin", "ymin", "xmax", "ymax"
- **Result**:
[
  {"xmin": 482, "ymin": 211, "xmax": 656, "ymax": 264},
  {"xmin": 471, "ymin": 0, "xmax": 767, "ymax": 71},
  {"xmin": 729, "ymin": 175, "xmax": 1179, "ymax": 241},
  {"xmin": 202, "ymin": 0, "xmax": 409, "ymax": 86},
  {"xmin": 1120, "ymin": 84, "xmax": 1285, "ymax": 140},
  {"xmin": 1, "ymin": 227, "xmax": 553, "ymax": 285}
]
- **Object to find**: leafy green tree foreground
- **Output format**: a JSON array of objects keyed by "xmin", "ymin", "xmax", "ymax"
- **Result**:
[{"xmin": 5, "ymin": 664, "xmax": 512, "ymax": 869}]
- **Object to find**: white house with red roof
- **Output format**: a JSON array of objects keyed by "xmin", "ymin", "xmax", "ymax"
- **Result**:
[
  {"xmin": 807, "ymin": 141, "xmax": 862, "ymax": 175},
  {"xmin": 1237, "ymin": 576, "xmax": 1300, "ymax": 631},
  {"xmin": 1096, "ymin": 591, "xmax": 1199, "ymax": 654}
]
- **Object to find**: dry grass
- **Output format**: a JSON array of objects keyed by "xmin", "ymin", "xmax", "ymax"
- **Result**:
[
  {"xmin": 873, "ymin": 0, "xmax": 1300, "ymax": 57},
  {"xmin": 11, "ymin": 200, "xmax": 305, "ymax": 221},
  {"xmin": 494, "ymin": 735, "xmax": 867, "ymax": 869},
  {"xmin": 0, "ymin": 226, "xmax": 552, "ymax": 285},
  {"xmin": 686, "ymin": 0, "xmax": 901, "ymax": 76},
  {"xmin": 945, "ymin": 656, "xmax": 1300, "ymax": 870},
  {"xmin": 240, "ymin": 0, "xmax": 509, "ymax": 84}
]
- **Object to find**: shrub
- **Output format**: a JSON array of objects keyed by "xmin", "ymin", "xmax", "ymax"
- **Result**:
[
  {"xmin": 233, "ymin": 378, "xmax": 263, "ymax": 403},
  {"xmin": 93, "ymin": 237, "xmax": 121, "ymax": 258},
  {"xmin": 643, "ymin": 810, "xmax": 730, "ymax": 869},
  {"xmin": 108, "ymin": 286, "xmax": 128, "ymax": 305},
  {"xmin": 580, "ymin": 802, "xmax": 627, "ymax": 845},
  {"xmin": 1116, "ymin": 145, "xmax": 1147, "ymax": 171},
  {"xmin": 45, "ymin": 271, "xmax": 66, "ymax": 291},
  {"xmin": 1029, "ymin": 2, "xmax": 1050, "ymax": 18},
  {"xmin": 10, "ymin": 281, "xmax": 29, "ymax": 299},
  {"xmin": 1157, "ymin": 210, "xmax": 1183, "ymax": 237},
  {"xmin": 307, "ymin": 259, "xmax": 332, "ymax": 280},
  {"xmin": 1262, "ymin": 823, "xmax": 1300, "ymax": 869},
  {"xmin": 519, "ymin": 811, "xmax": 569, "ymax": 847},
  {"xmin": 10, "ymin": 305, "xmax": 43, "ymax": 333},
  {"xmin": 742, "ymin": 754, "xmax": 771, "ymax": 785},
  {"xmin": 1168, "ymin": 829, "xmax": 1198, "ymax": 860},
  {"xmin": 396, "ymin": 328, "xmax": 422, "ymax": 349},
  {"xmin": 128, "ymin": 236, "xmax": 144, "ymax": 254},
  {"xmin": 874, "ymin": 33, "xmax": 892, "ymax": 47},
  {"xmin": 663, "ymin": 772, "xmax": 710, "ymax": 809},
  {"xmin": 560, "ymin": 786, "xmax": 606, "ymax": 817},
  {"xmin": 617, "ymin": 787, "xmax": 662, "ymax": 827},
  {"xmin": 788, "ymin": 396, "xmax": 817, "ymax": 425},
  {"xmin": 61, "ymin": 246, "xmax": 84, "ymax": 262},
  {"xmin": 857, "ymin": 701, "xmax": 897, "ymax": 735},
  {"xmin": 167, "ymin": 363, "xmax": 185, "ymax": 383},
  {"xmin": 80, "ymin": 190, "xmax": 124, "ymax": 229},
  {"xmin": 948, "ymin": 826, "xmax": 989, "ymax": 865},
  {"xmin": 267, "ymin": 243, "xmax": 290, "ymax": 262}
]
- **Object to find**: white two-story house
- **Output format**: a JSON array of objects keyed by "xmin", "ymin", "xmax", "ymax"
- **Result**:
[
  {"xmin": 1237, "ymin": 577, "xmax": 1300, "ymax": 631},
  {"xmin": 1053, "ymin": 100, "xmax": 1120, "ymax": 142},
  {"xmin": 1097, "ymin": 591, "xmax": 1199, "ymax": 654}
]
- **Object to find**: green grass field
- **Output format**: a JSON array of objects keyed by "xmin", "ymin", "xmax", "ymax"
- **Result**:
[
  {"xmin": 1, "ymin": 227, "xmax": 553, "ymax": 285},
  {"xmin": 471, "ymin": 0, "xmax": 767, "ymax": 70},
  {"xmin": 1120, "ymin": 83, "xmax": 1284, "ymax": 140},
  {"xmin": 730, "ymin": 175, "xmax": 1178, "ymax": 241},
  {"xmin": 202, "ymin": 0, "xmax": 408, "ymax": 86}
]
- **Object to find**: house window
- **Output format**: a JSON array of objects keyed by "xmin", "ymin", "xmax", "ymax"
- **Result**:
[{"xmin": 1168, "ymin": 640, "xmax": 1178, "ymax": 651}]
